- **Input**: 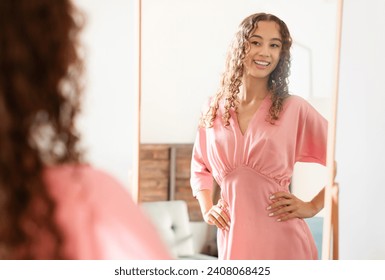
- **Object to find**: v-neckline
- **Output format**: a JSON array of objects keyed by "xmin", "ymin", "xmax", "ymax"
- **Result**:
[{"xmin": 232, "ymin": 93, "xmax": 270, "ymax": 137}]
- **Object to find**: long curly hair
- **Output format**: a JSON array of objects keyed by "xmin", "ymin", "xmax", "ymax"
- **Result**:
[
  {"xmin": 0, "ymin": 0, "xmax": 84, "ymax": 259},
  {"xmin": 201, "ymin": 13, "xmax": 292, "ymax": 127}
]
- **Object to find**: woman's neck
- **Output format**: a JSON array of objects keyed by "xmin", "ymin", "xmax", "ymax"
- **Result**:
[{"xmin": 239, "ymin": 76, "xmax": 270, "ymax": 103}]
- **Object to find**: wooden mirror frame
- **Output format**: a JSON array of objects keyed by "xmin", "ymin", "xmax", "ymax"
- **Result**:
[{"xmin": 321, "ymin": 0, "xmax": 343, "ymax": 261}]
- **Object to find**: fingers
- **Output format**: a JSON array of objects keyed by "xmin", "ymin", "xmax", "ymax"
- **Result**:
[
  {"xmin": 209, "ymin": 208, "xmax": 229, "ymax": 230},
  {"xmin": 207, "ymin": 211, "xmax": 227, "ymax": 230},
  {"xmin": 218, "ymin": 198, "xmax": 229, "ymax": 208},
  {"xmin": 217, "ymin": 199, "xmax": 231, "ymax": 221},
  {"xmin": 277, "ymin": 212, "xmax": 296, "ymax": 222},
  {"xmin": 268, "ymin": 205, "xmax": 297, "ymax": 220},
  {"xmin": 269, "ymin": 191, "xmax": 291, "ymax": 200},
  {"xmin": 268, "ymin": 192, "xmax": 292, "ymax": 210},
  {"xmin": 205, "ymin": 200, "xmax": 230, "ymax": 231},
  {"xmin": 267, "ymin": 192, "xmax": 298, "ymax": 221}
]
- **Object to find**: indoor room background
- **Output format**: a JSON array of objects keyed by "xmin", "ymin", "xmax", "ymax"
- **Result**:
[{"xmin": 78, "ymin": 0, "xmax": 385, "ymax": 260}]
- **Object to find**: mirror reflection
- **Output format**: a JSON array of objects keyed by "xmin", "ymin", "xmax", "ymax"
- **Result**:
[{"xmin": 139, "ymin": 0, "xmax": 339, "ymax": 259}]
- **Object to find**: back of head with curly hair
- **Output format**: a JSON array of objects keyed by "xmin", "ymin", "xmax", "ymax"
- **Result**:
[
  {"xmin": 0, "ymin": 0, "xmax": 84, "ymax": 259},
  {"xmin": 201, "ymin": 13, "xmax": 292, "ymax": 128}
]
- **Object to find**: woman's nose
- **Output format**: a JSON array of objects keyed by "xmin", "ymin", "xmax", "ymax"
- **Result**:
[{"xmin": 258, "ymin": 46, "xmax": 270, "ymax": 57}]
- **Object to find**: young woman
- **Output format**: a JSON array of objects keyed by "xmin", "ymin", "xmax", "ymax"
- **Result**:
[
  {"xmin": 0, "ymin": 0, "xmax": 170, "ymax": 259},
  {"xmin": 190, "ymin": 13, "xmax": 327, "ymax": 259}
]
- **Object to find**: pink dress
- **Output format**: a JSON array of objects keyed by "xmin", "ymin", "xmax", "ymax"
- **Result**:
[
  {"xmin": 190, "ymin": 94, "xmax": 327, "ymax": 260},
  {"xmin": 42, "ymin": 164, "xmax": 171, "ymax": 259}
]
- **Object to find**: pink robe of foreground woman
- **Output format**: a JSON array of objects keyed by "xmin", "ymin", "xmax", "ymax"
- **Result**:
[
  {"xmin": 191, "ymin": 95, "xmax": 327, "ymax": 260},
  {"xmin": 42, "ymin": 164, "xmax": 171, "ymax": 259}
]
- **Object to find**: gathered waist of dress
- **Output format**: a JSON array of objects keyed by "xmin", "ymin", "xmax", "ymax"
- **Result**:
[{"xmin": 213, "ymin": 164, "xmax": 291, "ymax": 190}]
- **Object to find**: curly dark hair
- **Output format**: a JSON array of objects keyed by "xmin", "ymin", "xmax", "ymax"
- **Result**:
[
  {"xmin": 201, "ymin": 13, "xmax": 292, "ymax": 127},
  {"xmin": 0, "ymin": 0, "xmax": 84, "ymax": 259}
]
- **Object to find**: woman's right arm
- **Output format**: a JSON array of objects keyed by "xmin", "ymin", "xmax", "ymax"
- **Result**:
[
  {"xmin": 191, "ymin": 118, "xmax": 230, "ymax": 231},
  {"xmin": 196, "ymin": 189, "xmax": 230, "ymax": 231}
]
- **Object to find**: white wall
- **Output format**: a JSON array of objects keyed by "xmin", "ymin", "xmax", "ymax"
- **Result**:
[
  {"xmin": 76, "ymin": 0, "xmax": 138, "ymax": 191},
  {"xmin": 337, "ymin": 0, "xmax": 385, "ymax": 259}
]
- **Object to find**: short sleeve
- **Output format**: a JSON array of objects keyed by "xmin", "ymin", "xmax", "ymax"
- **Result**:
[
  {"xmin": 190, "ymin": 126, "xmax": 213, "ymax": 197},
  {"xmin": 44, "ymin": 165, "xmax": 172, "ymax": 260},
  {"xmin": 91, "ymin": 175, "xmax": 173, "ymax": 260},
  {"xmin": 295, "ymin": 102, "xmax": 328, "ymax": 165}
]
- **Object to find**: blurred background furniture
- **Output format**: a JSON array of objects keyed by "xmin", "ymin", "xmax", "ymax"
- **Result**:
[{"xmin": 141, "ymin": 200, "xmax": 217, "ymax": 259}]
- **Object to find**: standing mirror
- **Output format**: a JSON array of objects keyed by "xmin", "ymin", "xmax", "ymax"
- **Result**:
[{"xmin": 137, "ymin": 0, "xmax": 342, "ymax": 259}]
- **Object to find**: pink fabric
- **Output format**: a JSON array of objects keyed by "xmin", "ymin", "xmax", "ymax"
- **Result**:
[
  {"xmin": 43, "ymin": 164, "xmax": 171, "ymax": 259},
  {"xmin": 191, "ymin": 94, "xmax": 327, "ymax": 260}
]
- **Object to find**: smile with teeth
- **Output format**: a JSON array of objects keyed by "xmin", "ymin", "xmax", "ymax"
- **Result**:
[{"xmin": 254, "ymin": 60, "xmax": 270, "ymax": 66}]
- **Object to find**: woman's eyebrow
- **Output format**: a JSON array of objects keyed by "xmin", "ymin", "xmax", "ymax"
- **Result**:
[{"xmin": 249, "ymin": 34, "xmax": 282, "ymax": 43}]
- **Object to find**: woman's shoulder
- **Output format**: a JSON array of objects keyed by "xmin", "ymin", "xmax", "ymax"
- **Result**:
[
  {"xmin": 199, "ymin": 95, "xmax": 222, "ymax": 112},
  {"xmin": 43, "ymin": 163, "xmax": 127, "ymax": 200},
  {"xmin": 283, "ymin": 94, "xmax": 318, "ymax": 113},
  {"xmin": 43, "ymin": 163, "xmax": 171, "ymax": 259},
  {"xmin": 44, "ymin": 164, "xmax": 121, "ymax": 185},
  {"xmin": 283, "ymin": 94, "xmax": 327, "ymax": 123},
  {"xmin": 284, "ymin": 94, "xmax": 309, "ymax": 106},
  {"xmin": 197, "ymin": 95, "xmax": 227, "ymax": 128}
]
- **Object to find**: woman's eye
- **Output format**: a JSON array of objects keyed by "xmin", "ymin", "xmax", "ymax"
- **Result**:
[
  {"xmin": 251, "ymin": 41, "xmax": 261, "ymax": 46},
  {"xmin": 271, "ymin": 43, "xmax": 281, "ymax": 48}
]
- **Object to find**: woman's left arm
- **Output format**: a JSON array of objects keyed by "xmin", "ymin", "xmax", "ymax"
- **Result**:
[{"xmin": 268, "ymin": 98, "xmax": 328, "ymax": 221}]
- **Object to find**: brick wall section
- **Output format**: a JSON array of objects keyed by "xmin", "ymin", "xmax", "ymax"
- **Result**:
[
  {"xmin": 139, "ymin": 143, "xmax": 203, "ymax": 221},
  {"xmin": 139, "ymin": 144, "xmax": 169, "ymax": 202}
]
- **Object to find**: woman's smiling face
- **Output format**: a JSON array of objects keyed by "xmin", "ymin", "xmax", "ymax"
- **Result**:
[{"xmin": 243, "ymin": 20, "xmax": 283, "ymax": 82}]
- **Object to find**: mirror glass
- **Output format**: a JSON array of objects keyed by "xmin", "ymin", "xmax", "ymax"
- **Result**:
[{"xmin": 139, "ymin": 0, "xmax": 340, "ymax": 258}]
